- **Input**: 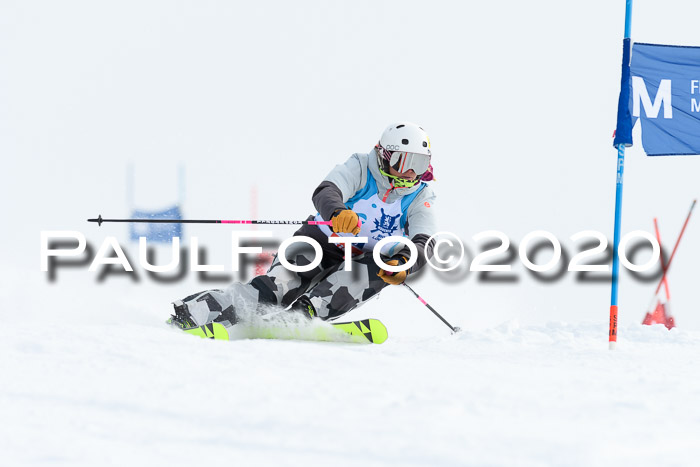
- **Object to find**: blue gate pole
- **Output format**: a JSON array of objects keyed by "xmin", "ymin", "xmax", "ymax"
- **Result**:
[{"xmin": 609, "ymin": 0, "xmax": 634, "ymax": 350}]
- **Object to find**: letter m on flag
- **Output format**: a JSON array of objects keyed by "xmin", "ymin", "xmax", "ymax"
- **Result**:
[{"xmin": 632, "ymin": 77, "xmax": 673, "ymax": 119}]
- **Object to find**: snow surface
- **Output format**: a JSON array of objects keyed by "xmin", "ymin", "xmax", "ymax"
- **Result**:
[{"xmin": 3, "ymin": 318, "xmax": 700, "ymax": 467}]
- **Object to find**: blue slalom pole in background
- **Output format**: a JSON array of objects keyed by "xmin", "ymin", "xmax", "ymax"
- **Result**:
[{"xmin": 609, "ymin": 0, "xmax": 634, "ymax": 349}]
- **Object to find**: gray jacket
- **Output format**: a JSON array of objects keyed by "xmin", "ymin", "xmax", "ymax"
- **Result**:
[{"xmin": 311, "ymin": 149, "xmax": 437, "ymax": 273}]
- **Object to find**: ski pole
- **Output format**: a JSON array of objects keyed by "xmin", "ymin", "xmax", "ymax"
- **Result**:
[
  {"xmin": 402, "ymin": 283, "xmax": 461, "ymax": 333},
  {"xmin": 87, "ymin": 214, "xmax": 357, "ymax": 227}
]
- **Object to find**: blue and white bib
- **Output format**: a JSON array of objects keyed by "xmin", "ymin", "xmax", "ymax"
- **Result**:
[{"xmin": 315, "ymin": 167, "xmax": 425, "ymax": 256}]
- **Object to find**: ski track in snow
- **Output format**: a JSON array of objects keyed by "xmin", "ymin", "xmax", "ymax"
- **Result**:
[{"xmin": 2, "ymin": 318, "xmax": 700, "ymax": 467}]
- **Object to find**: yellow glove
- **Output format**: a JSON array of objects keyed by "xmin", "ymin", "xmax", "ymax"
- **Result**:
[
  {"xmin": 331, "ymin": 209, "xmax": 361, "ymax": 235},
  {"xmin": 377, "ymin": 257, "xmax": 409, "ymax": 285}
]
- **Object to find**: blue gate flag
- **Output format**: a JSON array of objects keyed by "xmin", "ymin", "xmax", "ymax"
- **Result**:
[
  {"xmin": 617, "ymin": 42, "xmax": 700, "ymax": 156},
  {"xmin": 129, "ymin": 205, "xmax": 182, "ymax": 243}
]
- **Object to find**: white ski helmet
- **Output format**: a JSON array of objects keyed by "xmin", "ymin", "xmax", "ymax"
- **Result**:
[
  {"xmin": 379, "ymin": 122, "xmax": 431, "ymax": 157},
  {"xmin": 376, "ymin": 122, "xmax": 433, "ymax": 185}
]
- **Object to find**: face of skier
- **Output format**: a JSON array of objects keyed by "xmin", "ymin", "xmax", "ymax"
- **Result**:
[
  {"xmin": 388, "ymin": 166, "xmax": 417, "ymax": 181},
  {"xmin": 384, "ymin": 149, "xmax": 430, "ymax": 183}
]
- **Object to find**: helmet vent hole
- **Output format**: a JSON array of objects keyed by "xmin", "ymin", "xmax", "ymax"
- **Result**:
[
  {"xmin": 402, "ymin": 139, "xmax": 409, "ymax": 145},
  {"xmin": 422, "ymin": 141, "xmax": 428, "ymax": 147},
  {"xmin": 396, "ymin": 124, "xmax": 405, "ymax": 129}
]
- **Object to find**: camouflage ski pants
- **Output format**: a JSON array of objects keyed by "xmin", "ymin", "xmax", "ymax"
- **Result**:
[{"xmin": 175, "ymin": 225, "xmax": 390, "ymax": 325}]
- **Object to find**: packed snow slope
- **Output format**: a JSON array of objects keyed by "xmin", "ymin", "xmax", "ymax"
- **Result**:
[{"xmin": 3, "ymin": 317, "xmax": 700, "ymax": 467}]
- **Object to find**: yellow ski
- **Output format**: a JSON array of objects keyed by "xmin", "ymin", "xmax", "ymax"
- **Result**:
[{"xmin": 169, "ymin": 318, "xmax": 387, "ymax": 344}]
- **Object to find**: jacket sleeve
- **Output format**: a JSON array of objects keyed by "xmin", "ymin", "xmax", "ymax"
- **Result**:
[
  {"xmin": 312, "ymin": 181, "xmax": 345, "ymax": 221},
  {"xmin": 311, "ymin": 154, "xmax": 366, "ymax": 220}
]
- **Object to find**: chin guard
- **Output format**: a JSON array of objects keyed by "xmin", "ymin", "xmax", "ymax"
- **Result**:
[{"xmin": 378, "ymin": 167, "xmax": 421, "ymax": 188}]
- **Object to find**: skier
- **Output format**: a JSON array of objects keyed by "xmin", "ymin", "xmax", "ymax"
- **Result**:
[{"xmin": 170, "ymin": 122, "xmax": 437, "ymax": 329}]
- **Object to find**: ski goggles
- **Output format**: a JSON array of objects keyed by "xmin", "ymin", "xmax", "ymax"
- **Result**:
[{"xmin": 388, "ymin": 151, "xmax": 431, "ymax": 175}]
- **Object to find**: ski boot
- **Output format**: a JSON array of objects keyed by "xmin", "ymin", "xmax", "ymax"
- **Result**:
[
  {"xmin": 168, "ymin": 300, "xmax": 198, "ymax": 329},
  {"xmin": 168, "ymin": 290, "xmax": 240, "ymax": 328},
  {"xmin": 289, "ymin": 295, "xmax": 317, "ymax": 320}
]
